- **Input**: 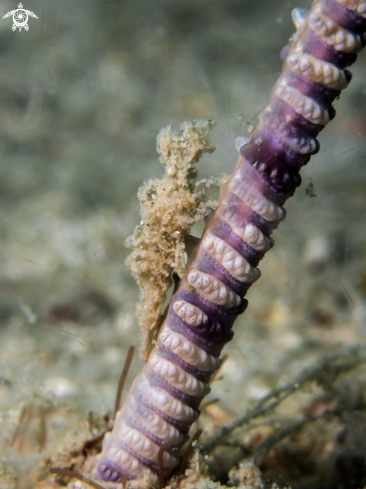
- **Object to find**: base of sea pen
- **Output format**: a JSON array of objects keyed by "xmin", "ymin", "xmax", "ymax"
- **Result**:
[{"xmin": 41, "ymin": 339, "xmax": 366, "ymax": 489}]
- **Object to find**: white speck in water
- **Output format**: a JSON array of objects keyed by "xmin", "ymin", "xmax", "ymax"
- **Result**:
[{"xmin": 43, "ymin": 377, "xmax": 76, "ymax": 397}]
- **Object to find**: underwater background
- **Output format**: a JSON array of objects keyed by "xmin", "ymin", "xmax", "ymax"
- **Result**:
[{"xmin": 1, "ymin": 0, "xmax": 366, "ymax": 487}]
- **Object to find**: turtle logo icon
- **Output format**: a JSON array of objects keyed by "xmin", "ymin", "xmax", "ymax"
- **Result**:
[{"xmin": 3, "ymin": 3, "xmax": 38, "ymax": 31}]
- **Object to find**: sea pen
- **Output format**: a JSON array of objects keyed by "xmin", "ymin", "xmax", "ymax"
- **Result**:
[{"xmin": 94, "ymin": 0, "xmax": 366, "ymax": 483}]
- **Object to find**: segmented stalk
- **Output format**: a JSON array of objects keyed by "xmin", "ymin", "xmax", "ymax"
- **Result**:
[{"xmin": 94, "ymin": 0, "xmax": 366, "ymax": 483}]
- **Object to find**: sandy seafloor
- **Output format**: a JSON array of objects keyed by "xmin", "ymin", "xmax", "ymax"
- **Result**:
[{"xmin": 1, "ymin": 0, "xmax": 366, "ymax": 488}]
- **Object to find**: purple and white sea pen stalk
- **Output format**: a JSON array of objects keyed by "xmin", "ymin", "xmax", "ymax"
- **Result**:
[{"xmin": 94, "ymin": 0, "xmax": 366, "ymax": 483}]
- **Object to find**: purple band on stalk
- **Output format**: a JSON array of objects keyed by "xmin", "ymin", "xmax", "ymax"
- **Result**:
[
  {"xmin": 136, "ymin": 395, "xmax": 194, "ymax": 435},
  {"xmin": 241, "ymin": 135, "xmax": 306, "ymax": 175},
  {"xmin": 237, "ymin": 152, "xmax": 300, "ymax": 204},
  {"xmin": 259, "ymin": 131, "xmax": 311, "ymax": 168},
  {"xmin": 300, "ymin": 27, "xmax": 358, "ymax": 67},
  {"xmin": 285, "ymin": 70, "xmax": 342, "ymax": 106},
  {"xmin": 210, "ymin": 216, "xmax": 265, "ymax": 267},
  {"xmin": 126, "ymin": 417, "xmax": 185, "ymax": 455},
  {"xmin": 167, "ymin": 307, "xmax": 235, "ymax": 357},
  {"xmin": 118, "ymin": 444, "xmax": 169, "ymax": 477},
  {"xmin": 147, "ymin": 371, "xmax": 206, "ymax": 410},
  {"xmin": 193, "ymin": 250, "xmax": 251, "ymax": 297},
  {"xmin": 240, "ymin": 139, "xmax": 305, "ymax": 187},
  {"xmin": 128, "ymin": 398, "xmax": 190, "ymax": 444},
  {"xmin": 173, "ymin": 288, "xmax": 246, "ymax": 326},
  {"xmin": 323, "ymin": 0, "xmax": 366, "ymax": 32},
  {"xmin": 266, "ymin": 97, "xmax": 325, "ymax": 135},
  {"xmin": 157, "ymin": 340, "xmax": 215, "ymax": 384},
  {"xmin": 224, "ymin": 191, "xmax": 286, "ymax": 237}
]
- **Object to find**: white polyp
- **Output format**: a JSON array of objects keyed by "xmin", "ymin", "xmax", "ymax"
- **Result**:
[
  {"xmin": 173, "ymin": 299, "xmax": 208, "ymax": 326},
  {"xmin": 108, "ymin": 447, "xmax": 136, "ymax": 471},
  {"xmin": 308, "ymin": 8, "xmax": 362, "ymax": 52},
  {"xmin": 159, "ymin": 328, "xmax": 221, "ymax": 371},
  {"xmin": 228, "ymin": 175, "xmax": 284, "ymax": 221},
  {"xmin": 202, "ymin": 233, "xmax": 260, "ymax": 283},
  {"xmin": 136, "ymin": 374, "xmax": 198, "ymax": 422},
  {"xmin": 242, "ymin": 222, "xmax": 273, "ymax": 251},
  {"xmin": 222, "ymin": 208, "xmax": 273, "ymax": 252},
  {"xmin": 125, "ymin": 396, "xmax": 183, "ymax": 444},
  {"xmin": 235, "ymin": 136, "xmax": 249, "ymax": 153},
  {"xmin": 357, "ymin": 2, "xmax": 366, "ymax": 15},
  {"xmin": 286, "ymin": 52, "xmax": 347, "ymax": 89},
  {"xmin": 187, "ymin": 268, "xmax": 241, "ymax": 308},
  {"xmin": 275, "ymin": 81, "xmax": 330, "ymax": 125},
  {"xmin": 291, "ymin": 7, "xmax": 309, "ymax": 28},
  {"xmin": 148, "ymin": 351, "xmax": 210, "ymax": 397},
  {"xmin": 117, "ymin": 424, "xmax": 178, "ymax": 467},
  {"xmin": 118, "ymin": 425, "xmax": 152, "ymax": 457},
  {"xmin": 106, "ymin": 447, "xmax": 146, "ymax": 477}
]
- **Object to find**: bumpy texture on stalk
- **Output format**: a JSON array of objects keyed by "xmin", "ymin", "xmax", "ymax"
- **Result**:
[{"xmin": 94, "ymin": 0, "xmax": 366, "ymax": 483}]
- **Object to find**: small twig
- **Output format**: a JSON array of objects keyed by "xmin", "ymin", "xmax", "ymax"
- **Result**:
[
  {"xmin": 158, "ymin": 442, "xmax": 169, "ymax": 489},
  {"xmin": 38, "ymin": 406, "xmax": 47, "ymax": 453},
  {"xmin": 122, "ymin": 473, "xmax": 128, "ymax": 489},
  {"xmin": 11, "ymin": 405, "xmax": 33, "ymax": 451},
  {"xmin": 114, "ymin": 346, "xmax": 135, "ymax": 417},
  {"xmin": 84, "ymin": 347, "xmax": 135, "ymax": 452},
  {"xmin": 176, "ymin": 429, "xmax": 203, "ymax": 477},
  {"xmin": 49, "ymin": 467, "xmax": 105, "ymax": 489},
  {"xmin": 253, "ymin": 401, "xmax": 366, "ymax": 461},
  {"xmin": 11, "ymin": 407, "xmax": 27, "ymax": 448},
  {"xmin": 83, "ymin": 428, "xmax": 112, "ymax": 451},
  {"xmin": 87, "ymin": 410, "xmax": 95, "ymax": 434},
  {"xmin": 103, "ymin": 413, "xmax": 111, "ymax": 426}
]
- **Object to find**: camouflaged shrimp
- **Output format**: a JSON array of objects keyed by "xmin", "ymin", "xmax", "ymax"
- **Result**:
[{"xmin": 94, "ymin": 0, "xmax": 366, "ymax": 483}]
